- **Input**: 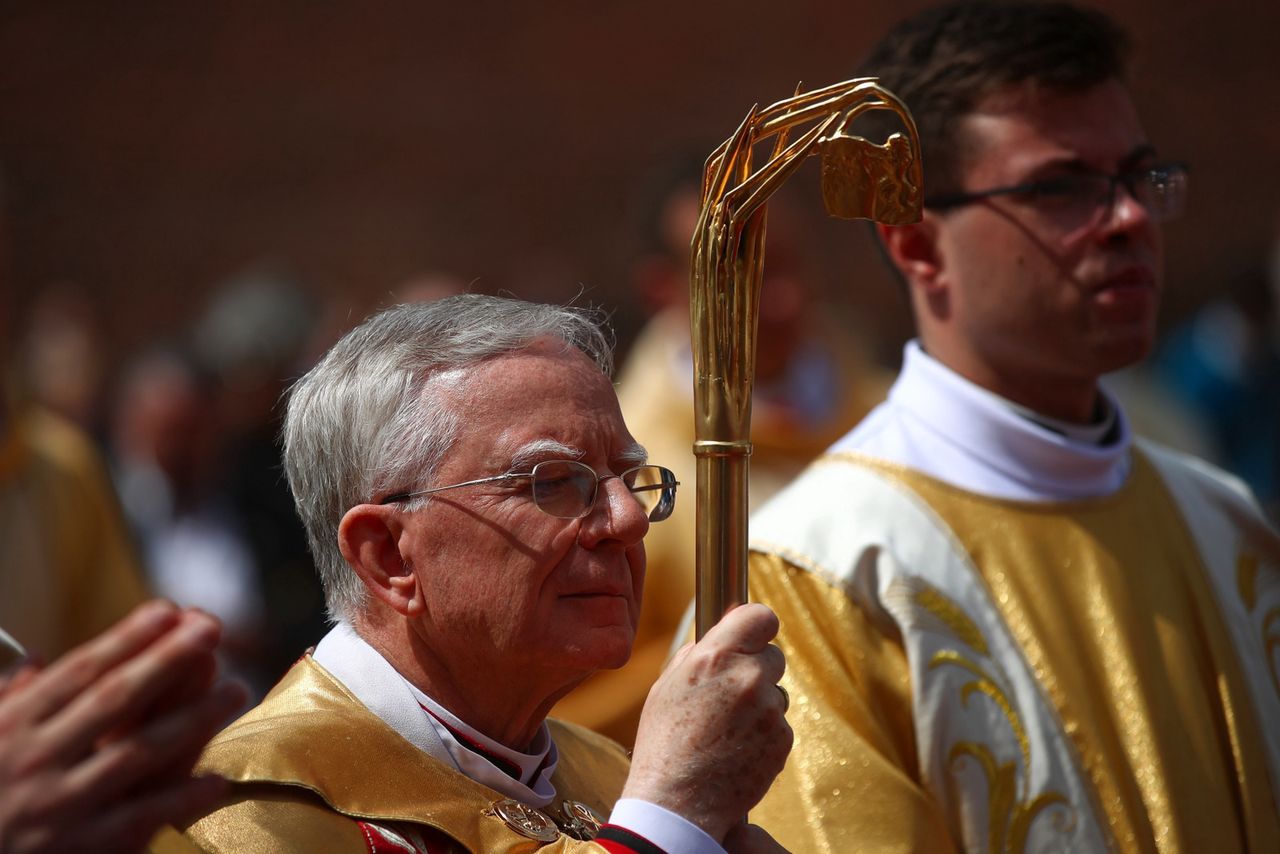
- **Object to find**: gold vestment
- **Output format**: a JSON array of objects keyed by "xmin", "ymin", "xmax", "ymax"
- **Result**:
[
  {"xmin": 184, "ymin": 656, "xmax": 632, "ymax": 852},
  {"xmin": 749, "ymin": 449, "xmax": 1280, "ymax": 853},
  {"xmin": 0, "ymin": 403, "xmax": 149, "ymax": 658}
]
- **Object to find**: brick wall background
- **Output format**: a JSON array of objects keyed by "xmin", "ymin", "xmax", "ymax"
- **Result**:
[{"xmin": 1, "ymin": 0, "xmax": 1276, "ymax": 366}]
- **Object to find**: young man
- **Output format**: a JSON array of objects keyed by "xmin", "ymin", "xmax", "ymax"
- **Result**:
[{"xmin": 747, "ymin": 3, "xmax": 1280, "ymax": 851}]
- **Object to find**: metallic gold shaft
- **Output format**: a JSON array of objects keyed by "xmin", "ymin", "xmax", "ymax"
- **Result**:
[{"xmin": 691, "ymin": 78, "xmax": 924, "ymax": 638}]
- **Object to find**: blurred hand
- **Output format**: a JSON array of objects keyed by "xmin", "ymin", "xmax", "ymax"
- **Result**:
[
  {"xmin": 0, "ymin": 600, "xmax": 247, "ymax": 854},
  {"xmin": 624, "ymin": 603, "xmax": 792, "ymax": 843}
]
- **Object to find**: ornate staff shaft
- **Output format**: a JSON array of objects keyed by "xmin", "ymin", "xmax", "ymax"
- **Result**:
[{"xmin": 691, "ymin": 79, "xmax": 923, "ymax": 639}]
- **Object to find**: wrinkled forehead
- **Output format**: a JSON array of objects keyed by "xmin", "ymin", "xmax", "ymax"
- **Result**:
[
  {"xmin": 422, "ymin": 338, "xmax": 607, "ymax": 403},
  {"xmin": 423, "ymin": 342, "xmax": 638, "ymax": 468}
]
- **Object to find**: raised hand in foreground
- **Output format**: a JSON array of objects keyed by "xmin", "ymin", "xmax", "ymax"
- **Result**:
[{"xmin": 0, "ymin": 601, "xmax": 247, "ymax": 854}]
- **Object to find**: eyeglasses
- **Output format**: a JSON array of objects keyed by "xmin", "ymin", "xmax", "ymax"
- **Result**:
[
  {"xmin": 380, "ymin": 460, "xmax": 679, "ymax": 522},
  {"xmin": 924, "ymin": 162, "xmax": 1189, "ymax": 227}
]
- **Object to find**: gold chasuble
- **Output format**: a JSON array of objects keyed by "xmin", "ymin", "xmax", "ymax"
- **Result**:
[
  {"xmin": 0, "ymin": 404, "xmax": 150, "ymax": 658},
  {"xmin": 748, "ymin": 448, "xmax": 1280, "ymax": 853},
  {"xmin": 184, "ymin": 657, "xmax": 631, "ymax": 852}
]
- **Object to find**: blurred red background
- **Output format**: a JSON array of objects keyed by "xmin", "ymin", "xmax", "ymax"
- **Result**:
[{"xmin": 1, "ymin": 0, "xmax": 1276, "ymax": 366}]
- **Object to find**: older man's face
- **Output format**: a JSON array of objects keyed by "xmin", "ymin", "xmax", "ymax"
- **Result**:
[{"xmin": 399, "ymin": 338, "xmax": 649, "ymax": 686}]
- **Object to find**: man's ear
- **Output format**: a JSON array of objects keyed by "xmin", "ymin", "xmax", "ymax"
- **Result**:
[
  {"xmin": 878, "ymin": 218, "xmax": 944, "ymax": 296},
  {"xmin": 338, "ymin": 505, "xmax": 424, "ymax": 617}
]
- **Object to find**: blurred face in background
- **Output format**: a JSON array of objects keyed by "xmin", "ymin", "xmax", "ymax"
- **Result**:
[
  {"xmin": 113, "ymin": 355, "xmax": 220, "ymax": 508},
  {"xmin": 638, "ymin": 185, "xmax": 821, "ymax": 384}
]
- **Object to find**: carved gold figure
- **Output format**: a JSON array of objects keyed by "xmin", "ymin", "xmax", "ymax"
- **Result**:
[{"xmin": 690, "ymin": 78, "xmax": 923, "ymax": 637}]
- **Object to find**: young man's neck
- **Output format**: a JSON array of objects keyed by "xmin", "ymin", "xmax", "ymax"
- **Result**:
[{"xmin": 919, "ymin": 341, "xmax": 1103, "ymax": 425}]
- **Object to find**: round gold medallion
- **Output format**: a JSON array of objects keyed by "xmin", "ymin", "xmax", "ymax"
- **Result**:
[
  {"xmin": 555, "ymin": 800, "xmax": 603, "ymax": 840},
  {"xmin": 488, "ymin": 798, "xmax": 559, "ymax": 843}
]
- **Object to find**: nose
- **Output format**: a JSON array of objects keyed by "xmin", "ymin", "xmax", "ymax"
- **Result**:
[
  {"xmin": 578, "ymin": 475, "xmax": 650, "ymax": 549},
  {"xmin": 1097, "ymin": 179, "xmax": 1154, "ymax": 238}
]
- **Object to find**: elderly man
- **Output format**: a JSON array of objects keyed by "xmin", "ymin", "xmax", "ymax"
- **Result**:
[
  {"xmin": 182, "ymin": 295, "xmax": 791, "ymax": 853},
  {"xmin": 746, "ymin": 2, "xmax": 1280, "ymax": 852}
]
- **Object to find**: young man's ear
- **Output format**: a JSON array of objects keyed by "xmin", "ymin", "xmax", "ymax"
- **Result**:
[
  {"xmin": 338, "ymin": 505, "xmax": 424, "ymax": 617},
  {"xmin": 878, "ymin": 218, "xmax": 944, "ymax": 296}
]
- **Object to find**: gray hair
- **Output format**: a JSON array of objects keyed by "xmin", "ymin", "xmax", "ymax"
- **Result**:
[{"xmin": 281, "ymin": 294, "xmax": 615, "ymax": 622}]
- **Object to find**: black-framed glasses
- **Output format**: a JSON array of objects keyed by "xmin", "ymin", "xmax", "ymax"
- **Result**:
[
  {"xmin": 924, "ymin": 162, "xmax": 1189, "ymax": 226},
  {"xmin": 380, "ymin": 460, "xmax": 679, "ymax": 522}
]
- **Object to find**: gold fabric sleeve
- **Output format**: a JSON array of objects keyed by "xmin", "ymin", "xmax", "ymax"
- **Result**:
[{"xmin": 748, "ymin": 551, "xmax": 958, "ymax": 854}]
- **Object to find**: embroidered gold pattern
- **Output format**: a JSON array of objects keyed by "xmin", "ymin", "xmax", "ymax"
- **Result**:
[
  {"xmin": 916, "ymin": 585, "xmax": 991, "ymax": 656},
  {"xmin": 948, "ymin": 742, "xmax": 1072, "ymax": 854},
  {"xmin": 905, "ymin": 580, "xmax": 1074, "ymax": 852},
  {"xmin": 929, "ymin": 651, "xmax": 1030, "ymax": 775}
]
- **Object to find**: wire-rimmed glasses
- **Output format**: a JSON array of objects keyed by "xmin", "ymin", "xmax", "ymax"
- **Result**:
[
  {"xmin": 924, "ymin": 162, "xmax": 1189, "ymax": 229},
  {"xmin": 379, "ymin": 460, "xmax": 679, "ymax": 522}
]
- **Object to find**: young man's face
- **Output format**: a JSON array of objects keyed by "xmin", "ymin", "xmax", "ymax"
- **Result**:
[{"xmin": 921, "ymin": 80, "xmax": 1164, "ymax": 419}]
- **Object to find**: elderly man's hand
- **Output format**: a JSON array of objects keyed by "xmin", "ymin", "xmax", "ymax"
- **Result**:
[
  {"xmin": 623, "ymin": 603, "xmax": 792, "ymax": 844},
  {"xmin": 0, "ymin": 601, "xmax": 247, "ymax": 854}
]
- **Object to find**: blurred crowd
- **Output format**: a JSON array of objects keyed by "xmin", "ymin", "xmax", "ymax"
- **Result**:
[{"xmin": 2, "ymin": 166, "xmax": 1277, "ymax": 724}]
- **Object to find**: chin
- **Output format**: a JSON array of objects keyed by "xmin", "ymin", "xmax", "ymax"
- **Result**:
[
  {"xmin": 557, "ymin": 625, "xmax": 635, "ymax": 672},
  {"xmin": 593, "ymin": 645, "xmax": 634, "ymax": 672},
  {"xmin": 1094, "ymin": 334, "xmax": 1155, "ymax": 375}
]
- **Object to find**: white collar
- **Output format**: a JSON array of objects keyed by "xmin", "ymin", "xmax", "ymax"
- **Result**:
[
  {"xmin": 312, "ymin": 621, "xmax": 558, "ymax": 807},
  {"xmin": 836, "ymin": 342, "xmax": 1131, "ymax": 501}
]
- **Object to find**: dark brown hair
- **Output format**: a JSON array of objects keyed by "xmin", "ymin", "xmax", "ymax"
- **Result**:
[{"xmin": 857, "ymin": 1, "xmax": 1130, "ymax": 195}]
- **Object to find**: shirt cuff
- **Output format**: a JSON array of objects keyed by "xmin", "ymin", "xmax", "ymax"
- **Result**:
[{"xmin": 603, "ymin": 798, "xmax": 725, "ymax": 854}]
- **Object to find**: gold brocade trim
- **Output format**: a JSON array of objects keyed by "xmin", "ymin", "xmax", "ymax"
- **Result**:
[
  {"xmin": 895, "ymin": 579, "xmax": 1072, "ymax": 851},
  {"xmin": 948, "ymin": 742, "xmax": 1071, "ymax": 854},
  {"xmin": 929, "ymin": 651, "xmax": 1029, "ymax": 777},
  {"xmin": 916, "ymin": 585, "xmax": 991, "ymax": 657}
]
